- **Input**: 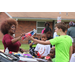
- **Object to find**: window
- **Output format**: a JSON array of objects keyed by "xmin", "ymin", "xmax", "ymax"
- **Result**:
[{"xmin": 36, "ymin": 22, "xmax": 45, "ymax": 34}]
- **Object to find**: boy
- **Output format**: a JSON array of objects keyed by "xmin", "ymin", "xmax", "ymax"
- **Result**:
[
  {"xmin": 28, "ymin": 22, "xmax": 72, "ymax": 62},
  {"xmin": 35, "ymin": 33, "xmax": 51, "ymax": 59}
]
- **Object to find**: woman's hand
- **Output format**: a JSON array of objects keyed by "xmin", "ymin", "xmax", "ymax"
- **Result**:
[
  {"xmin": 11, "ymin": 33, "xmax": 25, "ymax": 44},
  {"xmin": 21, "ymin": 33, "xmax": 25, "ymax": 37}
]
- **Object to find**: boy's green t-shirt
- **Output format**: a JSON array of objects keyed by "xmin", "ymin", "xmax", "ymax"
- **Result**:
[
  {"xmin": 51, "ymin": 58, "xmax": 55, "ymax": 62},
  {"xmin": 49, "ymin": 35, "xmax": 72, "ymax": 62}
]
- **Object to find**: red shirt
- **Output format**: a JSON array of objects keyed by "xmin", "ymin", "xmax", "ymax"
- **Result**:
[{"xmin": 2, "ymin": 34, "xmax": 21, "ymax": 52}]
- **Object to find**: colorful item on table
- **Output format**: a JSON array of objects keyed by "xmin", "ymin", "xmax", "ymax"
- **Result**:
[
  {"xmin": 14, "ymin": 53, "xmax": 23, "ymax": 57},
  {"xmin": 45, "ymin": 56, "xmax": 51, "ymax": 60},
  {"xmin": 9, "ymin": 51, "xmax": 12, "ymax": 54},
  {"xmin": 23, "ymin": 54, "xmax": 33, "ymax": 58},
  {"xmin": 37, "ymin": 52, "xmax": 41, "ymax": 58},
  {"xmin": 13, "ymin": 53, "xmax": 33, "ymax": 58}
]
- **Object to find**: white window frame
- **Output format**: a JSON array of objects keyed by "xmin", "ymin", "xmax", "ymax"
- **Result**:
[{"xmin": 36, "ymin": 21, "xmax": 46, "ymax": 34}]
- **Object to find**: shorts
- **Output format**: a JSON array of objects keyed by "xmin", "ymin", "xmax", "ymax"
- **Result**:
[{"xmin": 29, "ymin": 47, "xmax": 37, "ymax": 57}]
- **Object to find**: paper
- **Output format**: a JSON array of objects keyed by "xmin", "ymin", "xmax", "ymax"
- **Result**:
[{"xmin": 19, "ymin": 57, "xmax": 38, "ymax": 62}]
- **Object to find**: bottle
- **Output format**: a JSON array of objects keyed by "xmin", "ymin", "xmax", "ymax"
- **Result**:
[
  {"xmin": 5, "ymin": 47, "xmax": 9, "ymax": 55},
  {"xmin": 21, "ymin": 29, "xmax": 36, "ymax": 40}
]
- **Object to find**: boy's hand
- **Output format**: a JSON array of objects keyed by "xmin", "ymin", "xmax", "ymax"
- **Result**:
[
  {"xmin": 27, "ymin": 36, "xmax": 33, "ymax": 40},
  {"xmin": 20, "ymin": 33, "xmax": 25, "ymax": 37}
]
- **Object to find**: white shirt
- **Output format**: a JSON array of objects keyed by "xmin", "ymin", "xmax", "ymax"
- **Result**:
[
  {"xmin": 70, "ymin": 53, "xmax": 75, "ymax": 62},
  {"xmin": 53, "ymin": 32, "xmax": 59, "ymax": 38},
  {"xmin": 35, "ymin": 44, "xmax": 51, "ymax": 56}
]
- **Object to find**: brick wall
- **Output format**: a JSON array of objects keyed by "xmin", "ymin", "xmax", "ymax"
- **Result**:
[
  {"xmin": 0, "ymin": 12, "xmax": 9, "ymax": 40},
  {"xmin": 15, "ymin": 21, "xmax": 36, "ymax": 44}
]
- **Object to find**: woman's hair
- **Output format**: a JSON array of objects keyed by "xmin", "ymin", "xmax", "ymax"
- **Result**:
[
  {"xmin": 44, "ymin": 26, "xmax": 52, "ymax": 33},
  {"xmin": 0, "ymin": 18, "xmax": 18, "ymax": 35},
  {"xmin": 44, "ymin": 22, "xmax": 50, "ymax": 27},
  {"xmin": 44, "ymin": 26, "xmax": 52, "ymax": 41},
  {"xmin": 55, "ymin": 22, "xmax": 67, "ymax": 32}
]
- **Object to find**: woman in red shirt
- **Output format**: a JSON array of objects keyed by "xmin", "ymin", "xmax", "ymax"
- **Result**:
[{"xmin": 0, "ymin": 18, "xmax": 25, "ymax": 53}]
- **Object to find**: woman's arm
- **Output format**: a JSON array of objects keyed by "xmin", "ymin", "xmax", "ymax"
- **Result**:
[
  {"xmin": 11, "ymin": 33, "xmax": 25, "ymax": 44},
  {"xmin": 30, "ymin": 36, "xmax": 51, "ymax": 45},
  {"xmin": 11, "ymin": 36, "xmax": 21, "ymax": 44}
]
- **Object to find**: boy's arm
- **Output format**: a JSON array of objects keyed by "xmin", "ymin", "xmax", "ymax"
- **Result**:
[
  {"xmin": 69, "ymin": 46, "xmax": 73, "ymax": 61},
  {"xmin": 30, "ymin": 36, "xmax": 51, "ymax": 45}
]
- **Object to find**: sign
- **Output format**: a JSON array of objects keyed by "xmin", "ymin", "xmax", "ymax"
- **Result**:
[{"xmin": 57, "ymin": 16, "xmax": 61, "ymax": 23}]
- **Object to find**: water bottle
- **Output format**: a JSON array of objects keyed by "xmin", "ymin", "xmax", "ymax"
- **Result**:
[
  {"xmin": 21, "ymin": 29, "xmax": 36, "ymax": 40},
  {"xmin": 5, "ymin": 47, "xmax": 9, "ymax": 55}
]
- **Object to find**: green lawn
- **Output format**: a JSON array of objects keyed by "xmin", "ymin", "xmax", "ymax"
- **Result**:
[
  {"xmin": 0, "ymin": 41, "xmax": 29, "ymax": 50},
  {"xmin": 20, "ymin": 44, "xmax": 29, "ymax": 50},
  {"xmin": 0, "ymin": 41, "xmax": 4, "ymax": 50}
]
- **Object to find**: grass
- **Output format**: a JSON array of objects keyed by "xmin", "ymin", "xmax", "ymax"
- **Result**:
[
  {"xmin": 0, "ymin": 40, "xmax": 29, "ymax": 50},
  {"xmin": 0, "ymin": 41, "xmax": 4, "ymax": 50},
  {"xmin": 20, "ymin": 44, "xmax": 29, "ymax": 50}
]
